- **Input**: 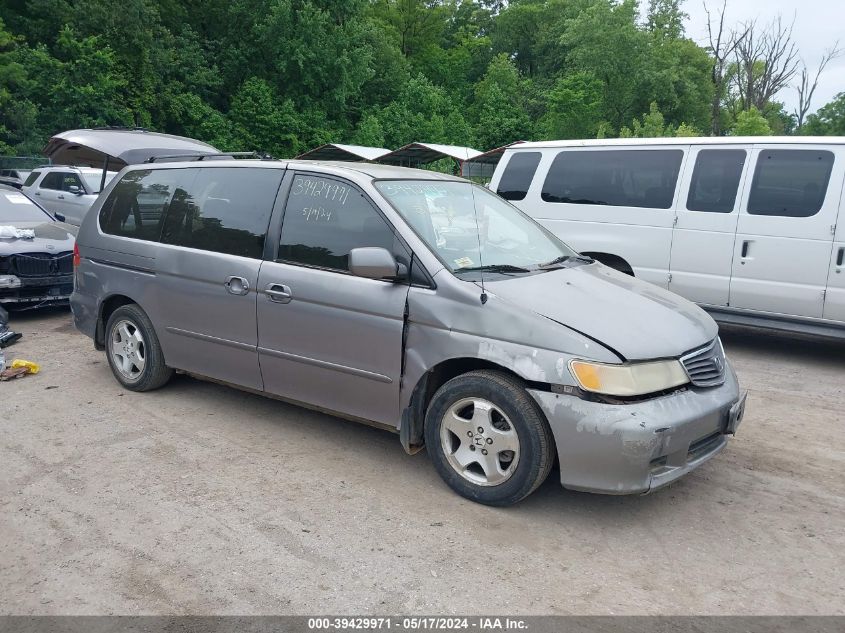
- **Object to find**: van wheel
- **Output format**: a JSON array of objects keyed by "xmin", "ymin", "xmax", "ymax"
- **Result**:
[
  {"xmin": 424, "ymin": 370, "xmax": 554, "ymax": 506},
  {"xmin": 105, "ymin": 304, "xmax": 172, "ymax": 392}
]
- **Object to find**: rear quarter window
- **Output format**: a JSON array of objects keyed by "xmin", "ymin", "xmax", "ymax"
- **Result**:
[
  {"xmin": 99, "ymin": 169, "xmax": 185, "ymax": 241},
  {"xmin": 747, "ymin": 150, "xmax": 834, "ymax": 218},
  {"xmin": 23, "ymin": 171, "xmax": 40, "ymax": 187}
]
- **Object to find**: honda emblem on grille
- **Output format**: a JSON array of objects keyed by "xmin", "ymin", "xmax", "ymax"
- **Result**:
[{"xmin": 46, "ymin": 245, "xmax": 55, "ymax": 251}]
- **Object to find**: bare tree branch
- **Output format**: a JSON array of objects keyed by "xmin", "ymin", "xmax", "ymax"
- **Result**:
[
  {"xmin": 733, "ymin": 14, "xmax": 800, "ymax": 112},
  {"xmin": 704, "ymin": 0, "xmax": 747, "ymax": 135},
  {"xmin": 795, "ymin": 41, "xmax": 843, "ymax": 130}
]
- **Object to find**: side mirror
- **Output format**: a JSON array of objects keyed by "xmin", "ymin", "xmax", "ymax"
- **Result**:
[
  {"xmin": 68, "ymin": 185, "xmax": 83, "ymax": 195},
  {"xmin": 349, "ymin": 247, "xmax": 406, "ymax": 281},
  {"xmin": 54, "ymin": 213, "xmax": 66, "ymax": 222}
]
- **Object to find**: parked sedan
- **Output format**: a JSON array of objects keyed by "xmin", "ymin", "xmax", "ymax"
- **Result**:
[{"xmin": 0, "ymin": 185, "xmax": 76, "ymax": 306}]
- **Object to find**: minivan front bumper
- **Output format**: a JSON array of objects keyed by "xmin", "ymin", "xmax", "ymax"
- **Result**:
[{"xmin": 528, "ymin": 364, "xmax": 743, "ymax": 494}]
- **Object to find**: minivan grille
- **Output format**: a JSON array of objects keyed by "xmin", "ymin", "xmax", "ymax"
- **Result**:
[
  {"xmin": 11, "ymin": 252, "xmax": 73, "ymax": 277},
  {"xmin": 680, "ymin": 339, "xmax": 726, "ymax": 387}
]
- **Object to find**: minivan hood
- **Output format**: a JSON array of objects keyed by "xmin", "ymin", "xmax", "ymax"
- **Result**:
[{"xmin": 486, "ymin": 263, "xmax": 717, "ymax": 361}]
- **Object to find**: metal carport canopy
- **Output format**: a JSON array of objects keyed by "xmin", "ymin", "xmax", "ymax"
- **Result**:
[
  {"xmin": 377, "ymin": 142, "xmax": 482, "ymax": 167},
  {"xmin": 42, "ymin": 128, "xmax": 220, "ymax": 169},
  {"xmin": 294, "ymin": 143, "xmax": 390, "ymax": 162},
  {"xmin": 461, "ymin": 141, "xmax": 526, "ymax": 179}
]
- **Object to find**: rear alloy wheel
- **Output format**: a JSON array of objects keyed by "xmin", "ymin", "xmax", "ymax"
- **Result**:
[
  {"xmin": 105, "ymin": 304, "xmax": 173, "ymax": 392},
  {"xmin": 425, "ymin": 370, "xmax": 554, "ymax": 506}
]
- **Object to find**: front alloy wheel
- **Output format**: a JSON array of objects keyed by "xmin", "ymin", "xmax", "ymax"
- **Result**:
[
  {"xmin": 425, "ymin": 370, "xmax": 555, "ymax": 506},
  {"xmin": 440, "ymin": 397, "xmax": 520, "ymax": 486}
]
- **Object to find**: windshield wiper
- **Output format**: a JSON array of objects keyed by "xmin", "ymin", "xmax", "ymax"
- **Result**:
[
  {"xmin": 455, "ymin": 264, "xmax": 532, "ymax": 275},
  {"xmin": 538, "ymin": 254, "xmax": 594, "ymax": 269}
]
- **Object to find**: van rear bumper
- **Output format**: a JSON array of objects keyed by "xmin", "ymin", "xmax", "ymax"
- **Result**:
[{"xmin": 527, "ymin": 364, "xmax": 742, "ymax": 495}]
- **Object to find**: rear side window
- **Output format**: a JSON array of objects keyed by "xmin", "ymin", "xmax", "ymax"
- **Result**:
[
  {"xmin": 160, "ymin": 167, "xmax": 282, "ymax": 259},
  {"xmin": 279, "ymin": 174, "xmax": 406, "ymax": 272},
  {"xmin": 496, "ymin": 152, "xmax": 541, "ymax": 201},
  {"xmin": 541, "ymin": 149, "xmax": 684, "ymax": 209},
  {"xmin": 23, "ymin": 172, "xmax": 40, "ymax": 187},
  {"xmin": 747, "ymin": 150, "xmax": 834, "ymax": 218},
  {"xmin": 99, "ymin": 169, "xmax": 183, "ymax": 241},
  {"xmin": 686, "ymin": 150, "xmax": 746, "ymax": 213},
  {"xmin": 40, "ymin": 172, "xmax": 64, "ymax": 190}
]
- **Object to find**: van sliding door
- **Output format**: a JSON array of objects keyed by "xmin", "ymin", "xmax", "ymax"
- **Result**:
[{"xmin": 668, "ymin": 146, "xmax": 750, "ymax": 307}]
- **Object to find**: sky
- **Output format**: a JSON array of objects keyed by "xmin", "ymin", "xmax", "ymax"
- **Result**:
[{"xmin": 682, "ymin": 0, "xmax": 844, "ymax": 116}]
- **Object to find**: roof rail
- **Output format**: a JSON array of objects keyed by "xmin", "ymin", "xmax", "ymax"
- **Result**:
[
  {"xmin": 145, "ymin": 151, "xmax": 263, "ymax": 164},
  {"xmin": 90, "ymin": 125, "xmax": 150, "ymax": 132}
]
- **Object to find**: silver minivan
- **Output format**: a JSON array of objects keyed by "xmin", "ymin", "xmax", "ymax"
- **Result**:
[{"xmin": 71, "ymin": 160, "xmax": 746, "ymax": 505}]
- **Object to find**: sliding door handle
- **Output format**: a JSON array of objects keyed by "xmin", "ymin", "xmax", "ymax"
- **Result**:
[
  {"xmin": 741, "ymin": 240, "xmax": 750, "ymax": 258},
  {"xmin": 837, "ymin": 247, "xmax": 844, "ymax": 268},
  {"xmin": 265, "ymin": 283, "xmax": 292, "ymax": 304}
]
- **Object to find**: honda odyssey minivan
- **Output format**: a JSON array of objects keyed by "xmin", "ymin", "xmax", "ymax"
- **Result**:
[{"xmin": 71, "ymin": 159, "xmax": 746, "ymax": 505}]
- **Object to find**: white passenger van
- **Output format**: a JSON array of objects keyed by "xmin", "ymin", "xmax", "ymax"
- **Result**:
[{"xmin": 489, "ymin": 137, "xmax": 845, "ymax": 338}]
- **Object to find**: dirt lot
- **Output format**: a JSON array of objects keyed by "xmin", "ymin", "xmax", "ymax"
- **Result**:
[{"xmin": 1, "ymin": 307, "xmax": 843, "ymax": 615}]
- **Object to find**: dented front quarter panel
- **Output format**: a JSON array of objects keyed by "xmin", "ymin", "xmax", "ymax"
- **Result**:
[{"xmin": 400, "ymin": 268, "xmax": 621, "ymax": 414}]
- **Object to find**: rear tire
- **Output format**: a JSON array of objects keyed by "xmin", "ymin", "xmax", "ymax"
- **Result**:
[
  {"xmin": 105, "ymin": 304, "xmax": 172, "ymax": 392},
  {"xmin": 424, "ymin": 370, "xmax": 554, "ymax": 506}
]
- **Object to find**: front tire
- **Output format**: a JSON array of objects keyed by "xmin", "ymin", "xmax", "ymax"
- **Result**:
[
  {"xmin": 105, "ymin": 304, "xmax": 172, "ymax": 392},
  {"xmin": 425, "ymin": 370, "xmax": 554, "ymax": 506}
]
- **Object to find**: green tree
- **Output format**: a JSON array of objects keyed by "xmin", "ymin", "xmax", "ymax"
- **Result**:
[
  {"xmin": 538, "ymin": 72, "xmax": 603, "ymax": 139},
  {"xmin": 370, "ymin": 74, "xmax": 472, "ymax": 148},
  {"xmin": 620, "ymin": 102, "xmax": 673, "ymax": 137},
  {"xmin": 731, "ymin": 108, "xmax": 772, "ymax": 136},
  {"xmin": 471, "ymin": 54, "xmax": 532, "ymax": 149},
  {"xmin": 803, "ymin": 92, "xmax": 845, "ymax": 135}
]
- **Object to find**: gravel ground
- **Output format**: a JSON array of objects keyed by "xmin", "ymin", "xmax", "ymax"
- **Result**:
[{"xmin": 1, "ymin": 307, "xmax": 843, "ymax": 615}]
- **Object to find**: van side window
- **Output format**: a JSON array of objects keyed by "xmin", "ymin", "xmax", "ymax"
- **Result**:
[
  {"xmin": 279, "ymin": 174, "xmax": 409, "ymax": 273},
  {"xmin": 23, "ymin": 172, "xmax": 39, "ymax": 187},
  {"xmin": 747, "ymin": 150, "xmax": 834, "ymax": 218},
  {"xmin": 99, "ymin": 169, "xmax": 184, "ymax": 241},
  {"xmin": 686, "ymin": 149, "xmax": 746, "ymax": 213},
  {"xmin": 541, "ymin": 150, "xmax": 683, "ymax": 209},
  {"xmin": 160, "ymin": 168, "xmax": 282, "ymax": 259},
  {"xmin": 496, "ymin": 152, "xmax": 541, "ymax": 201}
]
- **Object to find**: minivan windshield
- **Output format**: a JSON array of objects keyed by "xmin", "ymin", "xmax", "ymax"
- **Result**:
[{"xmin": 375, "ymin": 180, "xmax": 577, "ymax": 275}]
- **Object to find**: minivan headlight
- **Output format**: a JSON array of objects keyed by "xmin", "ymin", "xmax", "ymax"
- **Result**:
[{"xmin": 569, "ymin": 359, "xmax": 689, "ymax": 397}]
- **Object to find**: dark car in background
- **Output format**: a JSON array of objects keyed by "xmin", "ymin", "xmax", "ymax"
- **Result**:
[{"xmin": 0, "ymin": 184, "xmax": 77, "ymax": 307}]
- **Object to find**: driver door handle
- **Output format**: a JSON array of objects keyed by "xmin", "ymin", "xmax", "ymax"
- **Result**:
[
  {"xmin": 57, "ymin": 194, "xmax": 65, "ymax": 199},
  {"xmin": 224, "ymin": 276, "xmax": 250, "ymax": 296},
  {"xmin": 265, "ymin": 283, "xmax": 292, "ymax": 304}
]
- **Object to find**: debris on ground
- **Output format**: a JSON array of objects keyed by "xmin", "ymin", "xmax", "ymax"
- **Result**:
[
  {"xmin": 0, "ymin": 358, "xmax": 40, "ymax": 381},
  {"xmin": 0, "ymin": 305, "xmax": 23, "ymax": 350}
]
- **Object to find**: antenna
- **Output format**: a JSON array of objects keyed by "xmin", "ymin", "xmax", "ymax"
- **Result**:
[{"xmin": 466, "ymin": 180, "xmax": 487, "ymax": 305}]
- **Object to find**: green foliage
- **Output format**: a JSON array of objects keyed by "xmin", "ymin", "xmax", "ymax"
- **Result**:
[
  {"xmin": 0, "ymin": 0, "xmax": 802, "ymax": 159},
  {"xmin": 539, "ymin": 72, "xmax": 603, "ymax": 140},
  {"xmin": 803, "ymin": 92, "xmax": 845, "ymax": 136},
  {"xmin": 731, "ymin": 108, "xmax": 772, "ymax": 136}
]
